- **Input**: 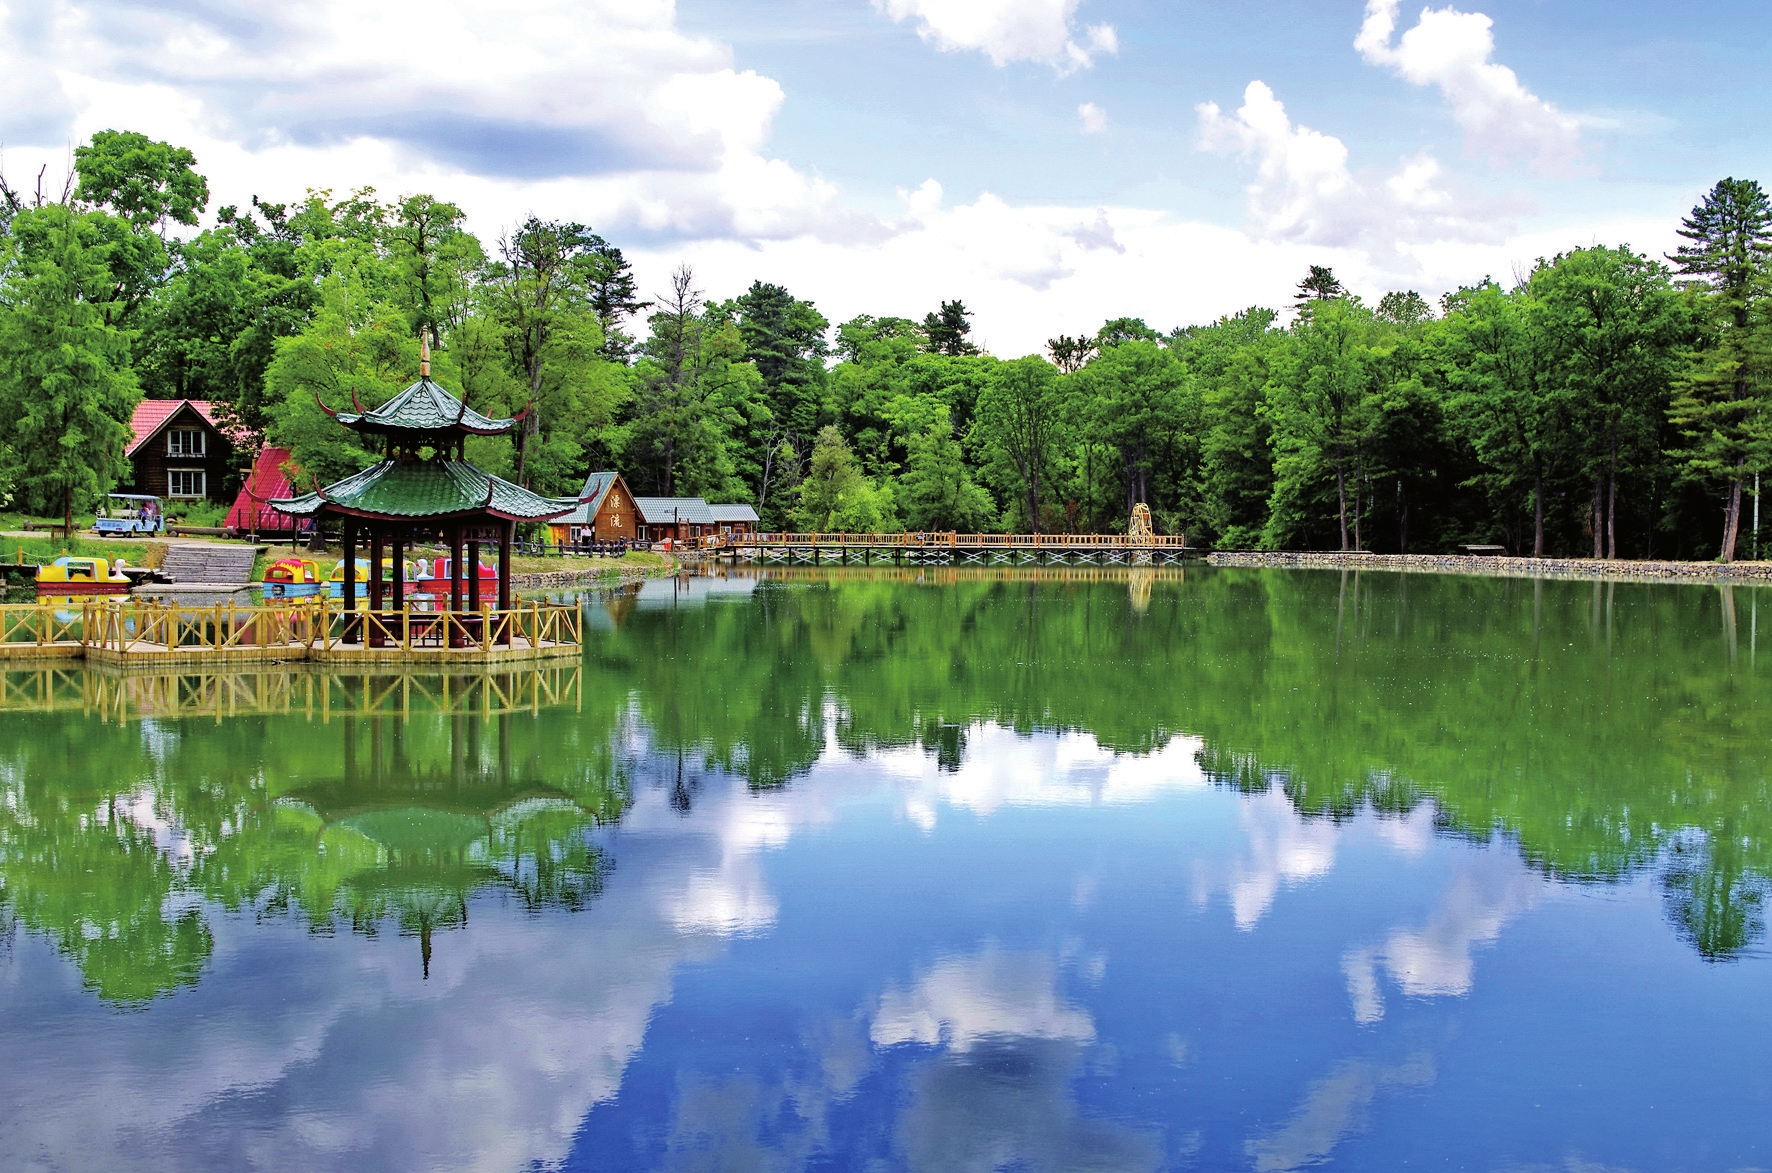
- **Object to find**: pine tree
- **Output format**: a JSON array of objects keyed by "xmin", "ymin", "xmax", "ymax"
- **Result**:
[
  {"xmin": 1294, "ymin": 265, "xmax": 1345, "ymax": 305},
  {"xmin": 922, "ymin": 299, "xmax": 979, "ymax": 356},
  {"xmin": 1668, "ymin": 178, "xmax": 1772, "ymax": 560}
]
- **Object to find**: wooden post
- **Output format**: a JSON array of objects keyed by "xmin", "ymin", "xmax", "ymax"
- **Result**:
[
  {"xmin": 342, "ymin": 520, "xmax": 358, "ymax": 642},
  {"xmin": 449, "ymin": 524, "xmax": 463, "ymax": 613},
  {"xmin": 498, "ymin": 520, "xmax": 512, "ymax": 612},
  {"xmin": 369, "ymin": 530, "xmax": 384, "ymax": 612},
  {"xmin": 392, "ymin": 534, "xmax": 404, "ymax": 612}
]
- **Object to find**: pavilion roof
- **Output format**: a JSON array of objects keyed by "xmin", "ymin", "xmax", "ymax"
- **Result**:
[
  {"xmin": 271, "ymin": 458, "xmax": 571, "ymax": 523},
  {"xmin": 327, "ymin": 376, "xmax": 519, "ymax": 439}
]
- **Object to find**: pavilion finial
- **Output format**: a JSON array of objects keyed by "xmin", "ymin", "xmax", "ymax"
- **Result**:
[{"xmin": 419, "ymin": 332, "xmax": 432, "ymax": 378}]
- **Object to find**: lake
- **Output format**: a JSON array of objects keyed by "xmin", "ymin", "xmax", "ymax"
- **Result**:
[{"xmin": 0, "ymin": 566, "xmax": 1767, "ymax": 1171}]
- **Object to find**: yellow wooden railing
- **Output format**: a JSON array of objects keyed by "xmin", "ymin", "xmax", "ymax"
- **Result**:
[
  {"xmin": 0, "ymin": 598, "xmax": 583, "ymax": 656},
  {"xmin": 0, "ymin": 664, "xmax": 585, "ymax": 721},
  {"xmin": 315, "ymin": 598, "xmax": 582, "ymax": 653},
  {"xmin": 0, "ymin": 603, "xmax": 87, "ymax": 646},
  {"xmin": 723, "ymin": 531, "xmax": 1188, "ymax": 550},
  {"xmin": 87, "ymin": 599, "xmax": 325, "ymax": 653}
]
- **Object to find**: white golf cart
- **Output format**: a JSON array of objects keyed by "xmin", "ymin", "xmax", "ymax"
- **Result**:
[{"xmin": 93, "ymin": 493, "xmax": 166, "ymax": 536}]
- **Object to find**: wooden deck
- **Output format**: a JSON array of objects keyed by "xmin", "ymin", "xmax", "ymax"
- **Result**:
[{"xmin": 0, "ymin": 598, "xmax": 583, "ymax": 667}]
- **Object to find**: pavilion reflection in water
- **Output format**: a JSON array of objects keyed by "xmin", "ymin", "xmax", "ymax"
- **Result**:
[{"xmin": 0, "ymin": 663, "xmax": 625, "ymax": 998}]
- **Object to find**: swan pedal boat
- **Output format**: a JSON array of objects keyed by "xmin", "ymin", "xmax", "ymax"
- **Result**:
[{"xmin": 35, "ymin": 556, "xmax": 131, "ymax": 596}]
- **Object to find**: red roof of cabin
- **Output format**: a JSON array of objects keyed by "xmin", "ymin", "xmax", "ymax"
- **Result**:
[
  {"xmin": 126, "ymin": 400, "xmax": 248, "ymax": 458},
  {"xmin": 225, "ymin": 447, "xmax": 299, "ymax": 533}
]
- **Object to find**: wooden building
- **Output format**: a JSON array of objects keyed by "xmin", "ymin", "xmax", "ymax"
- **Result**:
[
  {"xmin": 633, "ymin": 497, "xmax": 716, "ymax": 543},
  {"xmin": 708, "ymin": 504, "xmax": 760, "ymax": 536},
  {"xmin": 125, "ymin": 400, "xmax": 242, "ymax": 504},
  {"xmin": 547, "ymin": 471, "xmax": 639, "ymax": 544}
]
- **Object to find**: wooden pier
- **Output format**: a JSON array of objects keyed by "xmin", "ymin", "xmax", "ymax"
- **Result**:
[
  {"xmin": 711, "ymin": 531, "xmax": 1194, "ymax": 566},
  {"xmin": 0, "ymin": 597, "xmax": 582, "ymax": 668}
]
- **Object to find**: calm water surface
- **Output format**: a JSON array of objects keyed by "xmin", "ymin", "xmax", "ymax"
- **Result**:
[{"xmin": 1, "ymin": 567, "xmax": 1768, "ymax": 1171}]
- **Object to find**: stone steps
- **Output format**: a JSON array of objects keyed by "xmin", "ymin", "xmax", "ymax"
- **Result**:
[{"xmin": 159, "ymin": 544, "xmax": 260, "ymax": 585}]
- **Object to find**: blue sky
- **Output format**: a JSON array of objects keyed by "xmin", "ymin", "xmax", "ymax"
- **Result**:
[{"xmin": 2, "ymin": 0, "xmax": 1767, "ymax": 352}]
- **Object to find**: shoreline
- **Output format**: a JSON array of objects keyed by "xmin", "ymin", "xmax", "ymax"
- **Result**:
[
  {"xmin": 1206, "ymin": 550, "xmax": 1772, "ymax": 585},
  {"xmin": 512, "ymin": 555, "xmax": 678, "ymax": 593}
]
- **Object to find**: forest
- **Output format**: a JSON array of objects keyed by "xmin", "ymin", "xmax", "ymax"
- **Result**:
[{"xmin": 3, "ymin": 129, "xmax": 1772, "ymax": 559}]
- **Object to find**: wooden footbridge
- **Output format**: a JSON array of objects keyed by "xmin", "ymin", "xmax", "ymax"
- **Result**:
[{"xmin": 710, "ymin": 531, "xmax": 1194, "ymax": 567}]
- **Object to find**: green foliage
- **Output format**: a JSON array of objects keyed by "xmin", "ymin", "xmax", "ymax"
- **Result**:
[
  {"xmin": 1667, "ymin": 179, "xmax": 1772, "ymax": 560},
  {"xmin": 732, "ymin": 280, "xmax": 829, "ymax": 436},
  {"xmin": 893, "ymin": 403, "xmax": 997, "ymax": 531},
  {"xmin": 4, "ymin": 132, "xmax": 1766, "ymax": 557},
  {"xmin": 922, "ymin": 299, "xmax": 979, "ymax": 356},
  {"xmin": 0, "ymin": 204, "xmax": 140, "ymax": 531},
  {"xmin": 793, "ymin": 425, "xmax": 898, "ymax": 531},
  {"xmin": 972, "ymin": 356, "xmax": 1062, "ymax": 532},
  {"xmin": 622, "ymin": 267, "xmax": 753, "ymax": 501},
  {"xmin": 73, "ymin": 129, "xmax": 209, "ymax": 231},
  {"xmin": 264, "ymin": 272, "xmax": 418, "ymax": 484},
  {"xmin": 1295, "ymin": 264, "xmax": 1344, "ymax": 304},
  {"xmin": 0, "ymin": 702, "xmax": 626, "ymax": 1003}
]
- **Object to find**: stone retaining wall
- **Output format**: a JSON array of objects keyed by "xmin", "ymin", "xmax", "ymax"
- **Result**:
[
  {"xmin": 1206, "ymin": 550, "xmax": 1772, "ymax": 585},
  {"xmin": 511, "ymin": 560, "xmax": 675, "ymax": 592}
]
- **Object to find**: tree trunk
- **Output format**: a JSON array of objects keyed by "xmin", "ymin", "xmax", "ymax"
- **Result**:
[
  {"xmin": 1352, "ymin": 476, "xmax": 1362, "ymax": 552},
  {"xmin": 1532, "ymin": 456, "xmax": 1544, "ymax": 557},
  {"xmin": 1335, "ymin": 446, "xmax": 1349, "ymax": 552},
  {"xmin": 1722, "ymin": 469, "xmax": 1744, "ymax": 563},
  {"xmin": 1398, "ymin": 481, "xmax": 1409, "ymax": 556},
  {"xmin": 1607, "ymin": 431, "xmax": 1619, "ymax": 560},
  {"xmin": 63, "ymin": 484, "xmax": 73, "ymax": 541},
  {"xmin": 1590, "ymin": 479, "xmax": 1603, "ymax": 558}
]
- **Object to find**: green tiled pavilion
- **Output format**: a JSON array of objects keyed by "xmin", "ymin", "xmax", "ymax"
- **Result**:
[{"xmin": 272, "ymin": 340, "xmax": 570, "ymax": 633}]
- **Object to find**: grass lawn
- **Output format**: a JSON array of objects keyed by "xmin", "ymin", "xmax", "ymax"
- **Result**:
[{"xmin": 0, "ymin": 534, "xmax": 165, "ymax": 569}]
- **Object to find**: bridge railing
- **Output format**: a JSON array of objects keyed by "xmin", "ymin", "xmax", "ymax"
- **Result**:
[{"xmin": 729, "ymin": 531, "xmax": 1188, "ymax": 549}]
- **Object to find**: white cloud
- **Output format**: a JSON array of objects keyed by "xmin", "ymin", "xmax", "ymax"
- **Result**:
[
  {"xmin": 1246, "ymin": 1054, "xmax": 1435, "ymax": 1172},
  {"xmin": 1196, "ymin": 80, "xmax": 1492, "ymax": 253},
  {"xmin": 872, "ymin": 947, "xmax": 1096, "ymax": 1052},
  {"xmin": 870, "ymin": 724, "xmax": 1207, "ymax": 830},
  {"xmin": 1078, "ymin": 102, "xmax": 1108, "ymax": 134},
  {"xmin": 1355, "ymin": 0, "xmax": 1580, "ymax": 170},
  {"xmin": 872, "ymin": 0, "xmax": 1117, "ymax": 72},
  {"xmin": 0, "ymin": 0, "xmax": 864, "ymax": 244},
  {"xmin": 1340, "ymin": 848, "xmax": 1542, "ymax": 1025}
]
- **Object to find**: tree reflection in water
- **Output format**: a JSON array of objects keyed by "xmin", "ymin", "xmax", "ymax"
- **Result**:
[{"xmin": 0, "ymin": 666, "xmax": 625, "ymax": 1001}]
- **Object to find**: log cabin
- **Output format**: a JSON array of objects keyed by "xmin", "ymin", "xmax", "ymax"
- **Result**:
[
  {"xmin": 125, "ymin": 400, "xmax": 243, "ymax": 505},
  {"xmin": 547, "ymin": 471, "xmax": 640, "ymax": 544}
]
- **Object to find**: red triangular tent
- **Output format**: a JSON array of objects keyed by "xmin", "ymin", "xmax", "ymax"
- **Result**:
[{"xmin": 226, "ymin": 448, "xmax": 299, "ymax": 535}]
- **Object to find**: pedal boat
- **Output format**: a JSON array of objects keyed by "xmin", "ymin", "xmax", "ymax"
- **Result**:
[
  {"xmin": 35, "ymin": 556, "xmax": 131, "ymax": 596},
  {"xmin": 261, "ymin": 557, "xmax": 324, "ymax": 599}
]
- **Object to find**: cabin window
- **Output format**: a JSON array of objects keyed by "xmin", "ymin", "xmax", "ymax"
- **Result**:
[
  {"xmin": 167, "ymin": 428, "xmax": 206, "ymax": 457},
  {"xmin": 168, "ymin": 469, "xmax": 206, "ymax": 498}
]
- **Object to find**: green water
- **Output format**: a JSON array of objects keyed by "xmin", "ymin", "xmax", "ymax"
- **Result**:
[{"xmin": 0, "ymin": 567, "xmax": 1766, "ymax": 1170}]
